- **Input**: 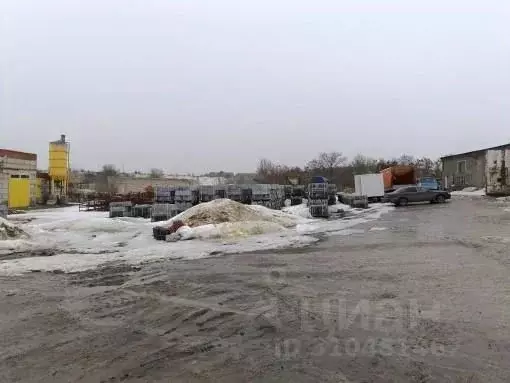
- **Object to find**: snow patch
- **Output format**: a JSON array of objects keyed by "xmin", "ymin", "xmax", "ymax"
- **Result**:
[
  {"xmin": 0, "ymin": 200, "xmax": 394, "ymax": 275},
  {"xmin": 451, "ymin": 188, "xmax": 485, "ymax": 196},
  {"xmin": 0, "ymin": 217, "xmax": 28, "ymax": 240},
  {"xmin": 369, "ymin": 226, "xmax": 388, "ymax": 232}
]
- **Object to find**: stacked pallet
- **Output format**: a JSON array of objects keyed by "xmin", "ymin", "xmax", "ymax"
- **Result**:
[
  {"xmin": 151, "ymin": 203, "xmax": 180, "ymax": 222},
  {"xmin": 307, "ymin": 183, "xmax": 329, "ymax": 218},
  {"xmin": 154, "ymin": 186, "xmax": 175, "ymax": 203},
  {"xmin": 132, "ymin": 204, "xmax": 152, "ymax": 218},
  {"xmin": 109, "ymin": 201, "xmax": 133, "ymax": 218}
]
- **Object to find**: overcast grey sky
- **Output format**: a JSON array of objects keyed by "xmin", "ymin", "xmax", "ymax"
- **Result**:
[{"xmin": 1, "ymin": 0, "xmax": 510, "ymax": 173}]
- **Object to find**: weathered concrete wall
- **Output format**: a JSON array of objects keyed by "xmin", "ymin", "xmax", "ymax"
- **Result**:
[
  {"xmin": 442, "ymin": 151, "xmax": 486, "ymax": 189},
  {"xmin": 109, "ymin": 177, "xmax": 196, "ymax": 194},
  {"xmin": 486, "ymin": 148, "xmax": 510, "ymax": 195}
]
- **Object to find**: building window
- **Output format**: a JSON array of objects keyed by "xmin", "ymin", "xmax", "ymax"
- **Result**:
[{"xmin": 457, "ymin": 160, "xmax": 466, "ymax": 173}]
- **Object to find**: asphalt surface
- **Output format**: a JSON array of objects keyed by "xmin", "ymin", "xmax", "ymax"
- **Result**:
[{"xmin": 1, "ymin": 197, "xmax": 510, "ymax": 382}]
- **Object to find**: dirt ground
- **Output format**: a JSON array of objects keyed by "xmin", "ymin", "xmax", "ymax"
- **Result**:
[{"xmin": 1, "ymin": 197, "xmax": 510, "ymax": 382}]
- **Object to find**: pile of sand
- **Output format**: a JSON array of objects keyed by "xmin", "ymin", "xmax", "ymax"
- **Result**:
[
  {"xmin": 0, "ymin": 218, "xmax": 29, "ymax": 240},
  {"xmin": 171, "ymin": 199, "xmax": 300, "ymax": 228}
]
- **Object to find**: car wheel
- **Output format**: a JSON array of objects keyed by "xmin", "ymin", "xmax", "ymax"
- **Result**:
[
  {"xmin": 398, "ymin": 198, "xmax": 408, "ymax": 207},
  {"xmin": 435, "ymin": 195, "xmax": 445, "ymax": 203}
]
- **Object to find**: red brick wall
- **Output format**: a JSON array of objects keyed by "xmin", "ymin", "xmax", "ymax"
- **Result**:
[{"xmin": 0, "ymin": 149, "xmax": 37, "ymax": 161}]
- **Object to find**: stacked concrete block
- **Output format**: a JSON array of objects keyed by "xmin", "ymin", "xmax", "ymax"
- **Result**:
[
  {"xmin": 252, "ymin": 184, "xmax": 271, "ymax": 202},
  {"xmin": 251, "ymin": 184, "xmax": 271, "ymax": 208},
  {"xmin": 307, "ymin": 183, "xmax": 329, "ymax": 218},
  {"xmin": 132, "ymin": 204, "xmax": 152, "ymax": 219},
  {"xmin": 251, "ymin": 184, "xmax": 285, "ymax": 209},
  {"xmin": 154, "ymin": 186, "xmax": 175, "ymax": 203},
  {"xmin": 214, "ymin": 185, "xmax": 226, "ymax": 199},
  {"xmin": 175, "ymin": 202, "xmax": 192, "ymax": 212},
  {"xmin": 109, "ymin": 201, "xmax": 133, "ymax": 218},
  {"xmin": 269, "ymin": 184, "xmax": 285, "ymax": 210},
  {"xmin": 151, "ymin": 203, "xmax": 179, "ymax": 222},
  {"xmin": 327, "ymin": 184, "xmax": 338, "ymax": 205},
  {"xmin": 199, "ymin": 185, "xmax": 216, "ymax": 202},
  {"xmin": 241, "ymin": 185, "xmax": 253, "ymax": 204},
  {"xmin": 337, "ymin": 193, "xmax": 368, "ymax": 209},
  {"xmin": 226, "ymin": 184, "xmax": 242, "ymax": 202},
  {"xmin": 175, "ymin": 187, "xmax": 192, "ymax": 202}
]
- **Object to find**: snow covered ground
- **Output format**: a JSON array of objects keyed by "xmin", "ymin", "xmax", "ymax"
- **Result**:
[
  {"xmin": 450, "ymin": 187, "xmax": 486, "ymax": 196},
  {"xmin": 0, "ymin": 201, "xmax": 393, "ymax": 274}
]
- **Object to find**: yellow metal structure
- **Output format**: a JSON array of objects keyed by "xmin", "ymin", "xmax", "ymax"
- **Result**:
[
  {"xmin": 49, "ymin": 135, "xmax": 70, "ymax": 196},
  {"xmin": 8, "ymin": 177, "xmax": 30, "ymax": 208},
  {"xmin": 49, "ymin": 145, "xmax": 69, "ymax": 179}
]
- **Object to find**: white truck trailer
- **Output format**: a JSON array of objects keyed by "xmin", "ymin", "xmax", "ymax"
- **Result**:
[{"xmin": 354, "ymin": 173, "xmax": 385, "ymax": 202}]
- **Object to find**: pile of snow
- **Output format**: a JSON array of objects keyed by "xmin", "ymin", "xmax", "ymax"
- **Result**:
[
  {"xmin": 0, "ymin": 218, "xmax": 28, "ymax": 240},
  {"xmin": 451, "ymin": 187, "xmax": 486, "ymax": 196},
  {"xmin": 191, "ymin": 221, "xmax": 291, "ymax": 239},
  {"xmin": 282, "ymin": 204, "xmax": 311, "ymax": 218},
  {"xmin": 167, "ymin": 199, "xmax": 302, "ymax": 228},
  {"xmin": 157, "ymin": 199, "xmax": 309, "ymax": 241}
]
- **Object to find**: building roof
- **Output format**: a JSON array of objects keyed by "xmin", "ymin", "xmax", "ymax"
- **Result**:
[
  {"xmin": 0, "ymin": 149, "xmax": 37, "ymax": 161},
  {"xmin": 440, "ymin": 143, "xmax": 510, "ymax": 160}
]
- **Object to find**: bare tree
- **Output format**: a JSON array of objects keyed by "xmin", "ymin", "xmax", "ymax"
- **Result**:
[
  {"xmin": 101, "ymin": 164, "xmax": 118, "ymax": 176},
  {"xmin": 306, "ymin": 151, "xmax": 347, "ymax": 180},
  {"xmin": 150, "ymin": 168, "xmax": 164, "ymax": 178},
  {"xmin": 397, "ymin": 154, "xmax": 415, "ymax": 165},
  {"xmin": 433, "ymin": 159, "xmax": 442, "ymax": 179},
  {"xmin": 256, "ymin": 159, "xmax": 305, "ymax": 184},
  {"xmin": 350, "ymin": 154, "xmax": 378, "ymax": 174},
  {"xmin": 256, "ymin": 158, "xmax": 277, "ymax": 183}
]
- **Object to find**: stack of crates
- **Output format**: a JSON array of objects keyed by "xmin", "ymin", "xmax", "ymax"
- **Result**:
[
  {"xmin": 226, "ymin": 184, "xmax": 242, "ymax": 202},
  {"xmin": 307, "ymin": 183, "xmax": 329, "ymax": 218},
  {"xmin": 192, "ymin": 186, "xmax": 200, "ymax": 206},
  {"xmin": 214, "ymin": 185, "xmax": 226, "ymax": 199},
  {"xmin": 109, "ymin": 201, "xmax": 133, "ymax": 218},
  {"xmin": 132, "ymin": 204, "xmax": 152, "ymax": 219},
  {"xmin": 174, "ymin": 187, "xmax": 193, "ymax": 212},
  {"xmin": 252, "ymin": 184, "xmax": 271, "ymax": 207},
  {"xmin": 284, "ymin": 186, "xmax": 293, "ymax": 200},
  {"xmin": 251, "ymin": 184, "xmax": 285, "ymax": 210},
  {"xmin": 291, "ymin": 185, "xmax": 305, "ymax": 205},
  {"xmin": 327, "ymin": 184, "xmax": 338, "ymax": 205},
  {"xmin": 199, "ymin": 185, "xmax": 215, "ymax": 203},
  {"xmin": 241, "ymin": 185, "xmax": 252, "ymax": 205},
  {"xmin": 269, "ymin": 185, "xmax": 285, "ymax": 210},
  {"xmin": 351, "ymin": 195, "xmax": 369, "ymax": 209},
  {"xmin": 151, "ymin": 203, "xmax": 179, "ymax": 222},
  {"xmin": 154, "ymin": 186, "xmax": 175, "ymax": 203}
]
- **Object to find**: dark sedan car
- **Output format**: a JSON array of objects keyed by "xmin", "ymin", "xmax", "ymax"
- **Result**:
[{"xmin": 384, "ymin": 186, "xmax": 451, "ymax": 206}]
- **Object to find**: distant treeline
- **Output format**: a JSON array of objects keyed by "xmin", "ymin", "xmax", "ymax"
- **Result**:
[{"xmin": 255, "ymin": 152, "xmax": 442, "ymax": 188}]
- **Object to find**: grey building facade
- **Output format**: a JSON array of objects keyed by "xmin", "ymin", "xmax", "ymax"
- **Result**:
[{"xmin": 441, "ymin": 143, "xmax": 510, "ymax": 193}]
